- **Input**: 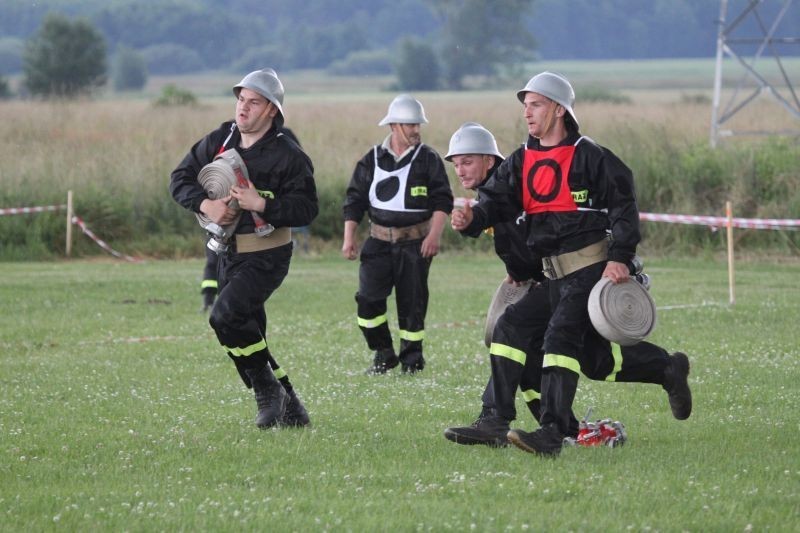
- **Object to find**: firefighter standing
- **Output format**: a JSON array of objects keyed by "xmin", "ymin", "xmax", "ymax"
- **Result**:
[
  {"xmin": 452, "ymin": 72, "xmax": 691, "ymax": 455},
  {"xmin": 342, "ymin": 94, "xmax": 454, "ymax": 374},
  {"xmin": 170, "ymin": 68, "xmax": 318, "ymax": 429}
]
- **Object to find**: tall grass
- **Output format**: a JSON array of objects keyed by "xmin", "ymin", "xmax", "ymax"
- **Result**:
[{"xmin": 1, "ymin": 83, "xmax": 798, "ymax": 260}]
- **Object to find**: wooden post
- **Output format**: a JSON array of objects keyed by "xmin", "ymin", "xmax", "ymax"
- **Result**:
[
  {"xmin": 726, "ymin": 200, "xmax": 735, "ymax": 305},
  {"xmin": 65, "ymin": 190, "xmax": 73, "ymax": 257}
]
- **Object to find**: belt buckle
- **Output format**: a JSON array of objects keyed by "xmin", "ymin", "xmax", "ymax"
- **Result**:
[
  {"xmin": 542, "ymin": 256, "xmax": 563, "ymax": 280},
  {"xmin": 542, "ymin": 256, "xmax": 557, "ymax": 280}
]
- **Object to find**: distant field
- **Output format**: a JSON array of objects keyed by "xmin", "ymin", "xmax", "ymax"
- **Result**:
[
  {"xmin": 1, "ymin": 254, "xmax": 798, "ymax": 530},
  {"xmin": 139, "ymin": 57, "xmax": 800, "ymax": 97}
]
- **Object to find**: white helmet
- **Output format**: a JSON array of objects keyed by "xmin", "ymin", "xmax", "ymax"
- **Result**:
[
  {"xmin": 233, "ymin": 68, "xmax": 285, "ymax": 121},
  {"xmin": 517, "ymin": 71, "xmax": 578, "ymax": 128},
  {"xmin": 445, "ymin": 122, "xmax": 503, "ymax": 161},
  {"xmin": 378, "ymin": 94, "xmax": 428, "ymax": 126}
]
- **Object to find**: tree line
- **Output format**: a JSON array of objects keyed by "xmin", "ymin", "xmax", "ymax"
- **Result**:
[{"xmin": 1, "ymin": 0, "xmax": 797, "ymax": 98}]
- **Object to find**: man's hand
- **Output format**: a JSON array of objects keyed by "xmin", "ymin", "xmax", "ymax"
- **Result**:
[
  {"xmin": 504, "ymin": 273, "xmax": 530, "ymax": 287},
  {"xmin": 342, "ymin": 220, "xmax": 359, "ymax": 260},
  {"xmin": 342, "ymin": 237, "xmax": 358, "ymax": 260},
  {"xmin": 200, "ymin": 197, "xmax": 238, "ymax": 226},
  {"xmin": 451, "ymin": 201, "xmax": 473, "ymax": 231},
  {"xmin": 230, "ymin": 182, "xmax": 266, "ymax": 212},
  {"xmin": 420, "ymin": 232, "xmax": 441, "ymax": 258},
  {"xmin": 421, "ymin": 210, "xmax": 448, "ymax": 258},
  {"xmin": 603, "ymin": 260, "xmax": 630, "ymax": 284}
]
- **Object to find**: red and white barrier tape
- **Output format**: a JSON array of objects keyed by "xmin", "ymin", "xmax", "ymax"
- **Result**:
[
  {"xmin": 71, "ymin": 215, "xmax": 142, "ymax": 262},
  {"xmin": 0, "ymin": 204, "xmax": 66, "ymax": 216},
  {"xmin": 453, "ymin": 198, "xmax": 798, "ymax": 232},
  {"xmin": 640, "ymin": 212, "xmax": 799, "ymax": 231}
]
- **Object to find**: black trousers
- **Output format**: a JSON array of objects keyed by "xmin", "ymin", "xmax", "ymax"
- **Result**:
[
  {"xmin": 201, "ymin": 244, "xmax": 220, "ymax": 295},
  {"xmin": 355, "ymin": 236, "xmax": 431, "ymax": 366},
  {"xmin": 482, "ymin": 271, "xmax": 670, "ymax": 430},
  {"xmin": 209, "ymin": 243, "xmax": 292, "ymax": 387}
]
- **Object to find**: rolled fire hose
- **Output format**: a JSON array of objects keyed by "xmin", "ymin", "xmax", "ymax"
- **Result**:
[
  {"xmin": 195, "ymin": 149, "xmax": 245, "ymax": 238},
  {"xmin": 588, "ymin": 277, "xmax": 657, "ymax": 346},
  {"xmin": 484, "ymin": 278, "xmax": 532, "ymax": 348}
]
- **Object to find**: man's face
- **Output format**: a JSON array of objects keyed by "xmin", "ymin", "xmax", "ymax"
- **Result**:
[
  {"xmin": 522, "ymin": 92, "xmax": 560, "ymax": 139},
  {"xmin": 391, "ymin": 123, "xmax": 421, "ymax": 147},
  {"xmin": 451, "ymin": 154, "xmax": 494, "ymax": 190},
  {"xmin": 235, "ymin": 88, "xmax": 277, "ymax": 134}
]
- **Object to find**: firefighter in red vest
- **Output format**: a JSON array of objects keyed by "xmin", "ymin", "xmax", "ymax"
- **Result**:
[{"xmin": 452, "ymin": 72, "xmax": 691, "ymax": 456}]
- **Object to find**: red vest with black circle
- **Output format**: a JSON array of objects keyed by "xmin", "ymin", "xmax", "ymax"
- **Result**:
[{"xmin": 521, "ymin": 138, "xmax": 583, "ymax": 214}]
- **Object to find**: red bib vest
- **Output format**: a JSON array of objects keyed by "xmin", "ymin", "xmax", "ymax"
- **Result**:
[{"xmin": 521, "ymin": 144, "xmax": 578, "ymax": 214}]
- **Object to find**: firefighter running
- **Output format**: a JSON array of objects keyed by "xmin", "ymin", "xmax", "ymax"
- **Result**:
[
  {"xmin": 170, "ymin": 68, "xmax": 318, "ymax": 429},
  {"xmin": 451, "ymin": 72, "xmax": 692, "ymax": 455}
]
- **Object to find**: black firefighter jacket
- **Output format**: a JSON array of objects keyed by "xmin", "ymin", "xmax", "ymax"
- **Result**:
[
  {"xmin": 463, "ymin": 131, "xmax": 640, "ymax": 266},
  {"xmin": 342, "ymin": 142, "xmax": 453, "ymax": 228},
  {"xmin": 170, "ymin": 121, "xmax": 318, "ymax": 234}
]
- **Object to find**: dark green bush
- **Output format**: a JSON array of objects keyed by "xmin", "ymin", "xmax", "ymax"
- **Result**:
[{"xmin": 153, "ymin": 84, "xmax": 197, "ymax": 107}]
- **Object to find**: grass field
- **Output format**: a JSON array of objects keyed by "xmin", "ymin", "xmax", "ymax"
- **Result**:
[{"xmin": 1, "ymin": 252, "xmax": 798, "ymax": 531}]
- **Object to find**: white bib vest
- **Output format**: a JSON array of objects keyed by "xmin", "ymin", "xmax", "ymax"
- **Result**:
[{"xmin": 368, "ymin": 144, "xmax": 427, "ymax": 213}]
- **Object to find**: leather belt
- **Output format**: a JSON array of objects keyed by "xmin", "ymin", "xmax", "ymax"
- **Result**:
[
  {"xmin": 234, "ymin": 227, "xmax": 291, "ymax": 253},
  {"xmin": 369, "ymin": 220, "xmax": 431, "ymax": 243},
  {"xmin": 542, "ymin": 238, "xmax": 608, "ymax": 280}
]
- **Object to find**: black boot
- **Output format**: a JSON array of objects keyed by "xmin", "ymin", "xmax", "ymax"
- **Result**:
[
  {"xmin": 401, "ymin": 358, "xmax": 425, "ymax": 374},
  {"xmin": 444, "ymin": 407, "xmax": 510, "ymax": 447},
  {"xmin": 400, "ymin": 352, "xmax": 425, "ymax": 374},
  {"xmin": 366, "ymin": 348, "xmax": 399, "ymax": 375},
  {"xmin": 663, "ymin": 352, "xmax": 692, "ymax": 420},
  {"xmin": 282, "ymin": 389, "xmax": 311, "ymax": 427},
  {"xmin": 507, "ymin": 423, "xmax": 564, "ymax": 456},
  {"xmin": 244, "ymin": 365, "xmax": 289, "ymax": 428}
]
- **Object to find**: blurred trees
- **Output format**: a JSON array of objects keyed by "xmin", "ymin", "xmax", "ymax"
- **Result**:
[
  {"xmin": 395, "ymin": 38, "xmax": 440, "ymax": 90},
  {"xmin": 0, "ymin": 76, "xmax": 11, "ymax": 99},
  {"xmin": 5, "ymin": 0, "xmax": 793, "ymax": 86},
  {"xmin": 427, "ymin": 0, "xmax": 536, "ymax": 89},
  {"xmin": 23, "ymin": 13, "xmax": 107, "ymax": 98},
  {"xmin": 112, "ymin": 46, "xmax": 147, "ymax": 91}
]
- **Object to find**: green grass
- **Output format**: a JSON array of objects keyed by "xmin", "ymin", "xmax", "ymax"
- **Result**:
[{"xmin": 1, "ymin": 253, "xmax": 799, "ymax": 531}]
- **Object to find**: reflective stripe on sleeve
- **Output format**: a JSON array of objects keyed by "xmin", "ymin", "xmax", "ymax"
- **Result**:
[{"xmin": 201, "ymin": 280, "xmax": 218, "ymax": 290}]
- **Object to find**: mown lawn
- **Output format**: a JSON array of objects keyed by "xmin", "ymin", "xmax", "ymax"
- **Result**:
[{"xmin": 1, "ymin": 253, "xmax": 798, "ymax": 531}]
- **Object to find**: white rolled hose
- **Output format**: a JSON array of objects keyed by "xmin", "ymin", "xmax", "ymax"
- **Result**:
[
  {"xmin": 484, "ymin": 279, "xmax": 532, "ymax": 348},
  {"xmin": 195, "ymin": 149, "xmax": 244, "ymax": 236},
  {"xmin": 588, "ymin": 277, "xmax": 656, "ymax": 346}
]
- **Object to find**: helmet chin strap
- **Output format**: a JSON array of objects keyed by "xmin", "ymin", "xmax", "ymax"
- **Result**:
[{"xmin": 392, "ymin": 124, "xmax": 414, "ymax": 153}]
